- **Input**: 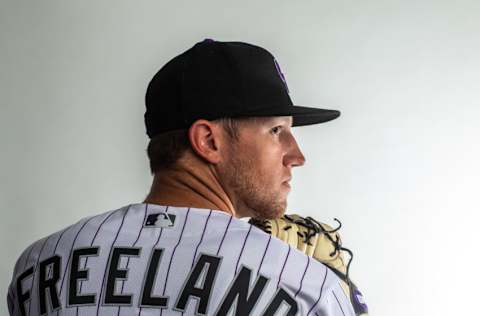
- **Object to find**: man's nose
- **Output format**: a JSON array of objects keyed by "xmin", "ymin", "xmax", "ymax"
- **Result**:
[{"xmin": 284, "ymin": 136, "xmax": 306, "ymax": 167}]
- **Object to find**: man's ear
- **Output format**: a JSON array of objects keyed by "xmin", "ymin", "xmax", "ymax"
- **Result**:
[{"xmin": 188, "ymin": 119, "xmax": 223, "ymax": 164}]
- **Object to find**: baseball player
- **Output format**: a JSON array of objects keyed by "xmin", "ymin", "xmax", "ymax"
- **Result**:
[{"xmin": 7, "ymin": 39, "xmax": 365, "ymax": 315}]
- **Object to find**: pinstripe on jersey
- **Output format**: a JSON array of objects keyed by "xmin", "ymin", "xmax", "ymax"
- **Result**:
[{"xmin": 7, "ymin": 203, "xmax": 356, "ymax": 316}]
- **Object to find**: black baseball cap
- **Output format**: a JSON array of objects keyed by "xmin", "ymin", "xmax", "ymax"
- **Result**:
[{"xmin": 144, "ymin": 39, "xmax": 340, "ymax": 138}]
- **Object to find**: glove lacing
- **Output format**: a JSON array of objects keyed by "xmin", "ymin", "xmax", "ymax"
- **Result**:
[{"xmin": 282, "ymin": 215, "xmax": 354, "ymax": 284}]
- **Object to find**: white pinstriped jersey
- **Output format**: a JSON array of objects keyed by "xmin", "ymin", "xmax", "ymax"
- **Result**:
[{"xmin": 7, "ymin": 203, "xmax": 356, "ymax": 316}]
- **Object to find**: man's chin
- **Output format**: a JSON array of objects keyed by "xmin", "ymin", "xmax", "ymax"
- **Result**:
[
  {"xmin": 275, "ymin": 204, "xmax": 287, "ymax": 219},
  {"xmin": 254, "ymin": 200, "xmax": 287, "ymax": 220}
]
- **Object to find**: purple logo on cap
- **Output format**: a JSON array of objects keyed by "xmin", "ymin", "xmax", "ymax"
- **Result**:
[{"xmin": 273, "ymin": 58, "xmax": 289, "ymax": 94}]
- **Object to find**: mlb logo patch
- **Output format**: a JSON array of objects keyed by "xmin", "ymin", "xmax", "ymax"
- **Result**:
[{"xmin": 144, "ymin": 213, "xmax": 176, "ymax": 228}]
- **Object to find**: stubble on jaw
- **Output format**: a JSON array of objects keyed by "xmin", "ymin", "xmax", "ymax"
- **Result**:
[{"xmin": 221, "ymin": 146, "xmax": 287, "ymax": 220}]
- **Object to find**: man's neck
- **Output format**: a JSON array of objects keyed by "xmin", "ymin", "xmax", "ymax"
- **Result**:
[{"xmin": 143, "ymin": 156, "xmax": 239, "ymax": 217}]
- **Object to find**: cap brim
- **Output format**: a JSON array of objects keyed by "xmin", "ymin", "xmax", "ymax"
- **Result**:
[
  {"xmin": 219, "ymin": 105, "xmax": 340, "ymax": 126},
  {"xmin": 289, "ymin": 105, "xmax": 341, "ymax": 126},
  {"xmin": 229, "ymin": 105, "xmax": 340, "ymax": 126}
]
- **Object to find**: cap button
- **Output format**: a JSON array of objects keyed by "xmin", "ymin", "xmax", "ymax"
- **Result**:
[{"xmin": 203, "ymin": 38, "xmax": 215, "ymax": 42}]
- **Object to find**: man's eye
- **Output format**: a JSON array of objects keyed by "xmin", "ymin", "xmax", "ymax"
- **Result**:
[{"xmin": 271, "ymin": 126, "xmax": 282, "ymax": 135}]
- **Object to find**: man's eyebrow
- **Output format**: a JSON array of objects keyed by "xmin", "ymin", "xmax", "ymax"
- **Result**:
[
  {"xmin": 267, "ymin": 116, "xmax": 291, "ymax": 123},
  {"xmin": 275, "ymin": 117, "xmax": 293, "ymax": 126},
  {"xmin": 251, "ymin": 116, "xmax": 292, "ymax": 127}
]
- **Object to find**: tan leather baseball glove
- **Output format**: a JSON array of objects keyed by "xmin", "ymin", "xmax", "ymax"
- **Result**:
[{"xmin": 249, "ymin": 214, "xmax": 368, "ymax": 316}]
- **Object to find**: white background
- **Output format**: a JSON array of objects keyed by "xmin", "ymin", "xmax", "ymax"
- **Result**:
[{"xmin": 1, "ymin": 0, "xmax": 479, "ymax": 315}]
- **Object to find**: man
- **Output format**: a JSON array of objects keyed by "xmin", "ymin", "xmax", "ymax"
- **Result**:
[{"xmin": 7, "ymin": 39, "xmax": 355, "ymax": 315}]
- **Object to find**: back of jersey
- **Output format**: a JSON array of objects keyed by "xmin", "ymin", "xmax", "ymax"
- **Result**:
[{"xmin": 7, "ymin": 203, "xmax": 355, "ymax": 316}]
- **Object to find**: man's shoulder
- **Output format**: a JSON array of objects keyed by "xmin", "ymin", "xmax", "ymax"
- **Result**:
[{"xmin": 248, "ymin": 222, "xmax": 342, "ymax": 284}]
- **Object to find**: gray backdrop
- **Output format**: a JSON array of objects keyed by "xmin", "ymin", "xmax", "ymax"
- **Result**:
[{"xmin": 1, "ymin": 0, "xmax": 479, "ymax": 315}]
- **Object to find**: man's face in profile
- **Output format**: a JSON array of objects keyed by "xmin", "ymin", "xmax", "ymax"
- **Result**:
[{"xmin": 218, "ymin": 116, "xmax": 306, "ymax": 219}]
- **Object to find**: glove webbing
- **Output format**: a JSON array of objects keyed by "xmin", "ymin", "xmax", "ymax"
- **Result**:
[{"xmin": 282, "ymin": 215, "xmax": 354, "ymax": 283}]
